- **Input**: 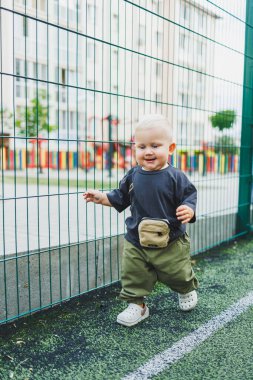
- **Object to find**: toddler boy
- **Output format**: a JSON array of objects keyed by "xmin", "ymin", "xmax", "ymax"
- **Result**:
[{"xmin": 83, "ymin": 114, "xmax": 198, "ymax": 327}]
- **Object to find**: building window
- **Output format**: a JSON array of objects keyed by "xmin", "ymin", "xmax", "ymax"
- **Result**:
[
  {"xmin": 16, "ymin": 85, "xmax": 21, "ymax": 98},
  {"xmin": 33, "ymin": 62, "xmax": 47, "ymax": 81},
  {"xmin": 23, "ymin": 16, "xmax": 28, "ymax": 37},
  {"xmin": 113, "ymin": 84, "xmax": 119, "ymax": 92},
  {"xmin": 16, "ymin": 59, "xmax": 21, "ymax": 81},
  {"xmin": 138, "ymin": 25, "xmax": 146, "ymax": 47},
  {"xmin": 15, "ymin": 59, "xmax": 24, "ymax": 98},
  {"xmin": 70, "ymin": 111, "xmax": 76, "ymax": 130},
  {"xmin": 61, "ymin": 68, "xmax": 66, "ymax": 85},
  {"xmin": 197, "ymin": 41, "xmax": 204, "ymax": 56},
  {"xmin": 156, "ymin": 62, "xmax": 162, "ymax": 77},
  {"xmin": 87, "ymin": 4, "xmax": 96, "ymax": 21},
  {"xmin": 112, "ymin": 49, "xmax": 118, "ymax": 67},
  {"xmin": 196, "ymin": 73, "xmax": 205, "ymax": 91},
  {"xmin": 195, "ymin": 96, "xmax": 202, "ymax": 109},
  {"xmin": 56, "ymin": 66, "xmax": 76, "ymax": 86},
  {"xmin": 155, "ymin": 92, "xmax": 162, "ymax": 102},
  {"xmin": 139, "ymin": 56, "xmax": 145, "ymax": 74},
  {"xmin": 179, "ymin": 93, "xmax": 189, "ymax": 107},
  {"xmin": 112, "ymin": 13, "xmax": 119, "ymax": 31},
  {"xmin": 155, "ymin": 31, "xmax": 162, "ymax": 47},
  {"xmin": 180, "ymin": 3, "xmax": 190, "ymax": 22},
  {"xmin": 61, "ymin": 110, "xmax": 67, "ymax": 130},
  {"xmin": 87, "ymin": 80, "xmax": 94, "ymax": 89},
  {"xmin": 61, "ymin": 88, "xmax": 67, "ymax": 102},
  {"xmin": 179, "ymin": 33, "xmax": 188, "ymax": 50},
  {"xmin": 40, "ymin": 64, "xmax": 47, "ymax": 81},
  {"xmin": 151, "ymin": 0, "xmax": 159, "ymax": 13},
  {"xmin": 198, "ymin": 11, "xmax": 206, "ymax": 30}
]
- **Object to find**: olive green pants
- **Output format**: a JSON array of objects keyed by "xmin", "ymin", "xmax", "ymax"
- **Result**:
[{"xmin": 119, "ymin": 234, "xmax": 198, "ymax": 304}]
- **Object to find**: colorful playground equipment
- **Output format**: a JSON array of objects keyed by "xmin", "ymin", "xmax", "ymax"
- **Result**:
[{"xmin": 0, "ymin": 144, "xmax": 239, "ymax": 175}]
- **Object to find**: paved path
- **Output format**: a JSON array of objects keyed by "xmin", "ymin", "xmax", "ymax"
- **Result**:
[{"xmin": 0, "ymin": 170, "xmax": 239, "ymax": 255}]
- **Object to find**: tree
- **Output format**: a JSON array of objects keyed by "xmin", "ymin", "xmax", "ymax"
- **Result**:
[
  {"xmin": 0, "ymin": 109, "xmax": 13, "ymax": 170},
  {"xmin": 214, "ymin": 135, "xmax": 238, "ymax": 155},
  {"xmin": 209, "ymin": 109, "xmax": 236, "ymax": 132},
  {"xmin": 15, "ymin": 91, "xmax": 56, "ymax": 137},
  {"xmin": 0, "ymin": 108, "xmax": 13, "ymax": 131},
  {"xmin": 15, "ymin": 91, "xmax": 56, "ymax": 172}
]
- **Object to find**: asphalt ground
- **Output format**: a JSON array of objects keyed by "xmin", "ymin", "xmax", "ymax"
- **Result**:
[{"xmin": 0, "ymin": 235, "xmax": 253, "ymax": 380}]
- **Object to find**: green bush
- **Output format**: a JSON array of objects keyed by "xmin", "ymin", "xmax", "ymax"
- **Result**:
[{"xmin": 214, "ymin": 135, "xmax": 239, "ymax": 155}]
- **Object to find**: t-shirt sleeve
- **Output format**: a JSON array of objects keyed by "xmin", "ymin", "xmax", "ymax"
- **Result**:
[
  {"xmin": 176, "ymin": 173, "xmax": 197, "ymax": 223},
  {"xmin": 106, "ymin": 171, "xmax": 132, "ymax": 213}
]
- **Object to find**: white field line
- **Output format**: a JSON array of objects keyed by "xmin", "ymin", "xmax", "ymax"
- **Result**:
[{"xmin": 122, "ymin": 292, "xmax": 253, "ymax": 380}]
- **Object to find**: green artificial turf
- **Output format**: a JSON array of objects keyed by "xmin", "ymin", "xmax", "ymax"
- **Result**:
[
  {"xmin": 154, "ymin": 307, "xmax": 253, "ymax": 380},
  {"xmin": 1, "ymin": 236, "xmax": 253, "ymax": 380}
]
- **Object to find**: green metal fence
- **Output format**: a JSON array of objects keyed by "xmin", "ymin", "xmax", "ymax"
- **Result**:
[{"xmin": 0, "ymin": 0, "xmax": 252, "ymax": 324}]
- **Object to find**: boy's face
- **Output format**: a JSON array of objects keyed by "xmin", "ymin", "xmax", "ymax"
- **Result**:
[{"xmin": 135, "ymin": 126, "xmax": 176, "ymax": 171}]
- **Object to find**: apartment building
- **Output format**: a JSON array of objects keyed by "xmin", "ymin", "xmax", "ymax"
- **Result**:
[
  {"xmin": 1, "ymin": 0, "xmax": 218, "ymax": 150},
  {"xmin": 168, "ymin": 0, "xmax": 219, "ymax": 148}
]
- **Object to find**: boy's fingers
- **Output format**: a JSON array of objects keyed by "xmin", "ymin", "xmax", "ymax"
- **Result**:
[
  {"xmin": 176, "ymin": 206, "xmax": 193, "ymax": 216},
  {"xmin": 176, "ymin": 210, "xmax": 185, "ymax": 216},
  {"xmin": 177, "ymin": 211, "xmax": 188, "ymax": 217},
  {"xmin": 84, "ymin": 189, "xmax": 95, "ymax": 195},
  {"xmin": 177, "ymin": 209, "xmax": 191, "ymax": 215},
  {"xmin": 83, "ymin": 190, "xmax": 97, "ymax": 198},
  {"xmin": 83, "ymin": 190, "xmax": 102, "ymax": 203},
  {"xmin": 83, "ymin": 191, "xmax": 94, "ymax": 201},
  {"xmin": 176, "ymin": 207, "xmax": 193, "ymax": 224},
  {"xmin": 176, "ymin": 205, "xmax": 185, "ymax": 211}
]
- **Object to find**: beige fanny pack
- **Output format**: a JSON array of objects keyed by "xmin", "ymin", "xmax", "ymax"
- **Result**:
[{"xmin": 138, "ymin": 218, "xmax": 170, "ymax": 248}]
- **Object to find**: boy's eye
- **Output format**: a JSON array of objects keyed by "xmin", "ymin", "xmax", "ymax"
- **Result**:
[{"xmin": 152, "ymin": 144, "xmax": 158, "ymax": 148}]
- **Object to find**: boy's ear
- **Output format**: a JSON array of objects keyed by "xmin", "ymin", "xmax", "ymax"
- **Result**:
[{"xmin": 168, "ymin": 143, "xmax": 176, "ymax": 155}]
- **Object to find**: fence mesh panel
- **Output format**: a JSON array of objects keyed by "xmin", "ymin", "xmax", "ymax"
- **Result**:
[{"xmin": 0, "ymin": 0, "xmax": 252, "ymax": 324}]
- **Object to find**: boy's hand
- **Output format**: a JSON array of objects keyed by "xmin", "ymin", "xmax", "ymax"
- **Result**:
[
  {"xmin": 83, "ymin": 190, "xmax": 104, "ymax": 204},
  {"xmin": 176, "ymin": 205, "xmax": 194, "ymax": 224}
]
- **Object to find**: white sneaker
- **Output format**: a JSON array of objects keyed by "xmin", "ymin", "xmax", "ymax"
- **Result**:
[
  {"xmin": 117, "ymin": 303, "xmax": 149, "ymax": 327},
  {"xmin": 178, "ymin": 290, "xmax": 198, "ymax": 311}
]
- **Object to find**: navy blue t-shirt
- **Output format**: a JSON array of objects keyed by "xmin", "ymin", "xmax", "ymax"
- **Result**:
[{"xmin": 107, "ymin": 165, "xmax": 197, "ymax": 248}]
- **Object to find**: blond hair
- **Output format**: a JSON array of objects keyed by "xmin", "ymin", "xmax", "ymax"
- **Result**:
[{"xmin": 135, "ymin": 114, "xmax": 173, "ymax": 142}]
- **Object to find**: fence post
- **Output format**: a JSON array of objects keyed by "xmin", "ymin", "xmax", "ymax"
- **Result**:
[{"xmin": 237, "ymin": 0, "xmax": 253, "ymax": 233}]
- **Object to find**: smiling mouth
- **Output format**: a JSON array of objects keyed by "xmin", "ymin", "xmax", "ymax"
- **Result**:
[{"xmin": 145, "ymin": 158, "xmax": 156, "ymax": 162}]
